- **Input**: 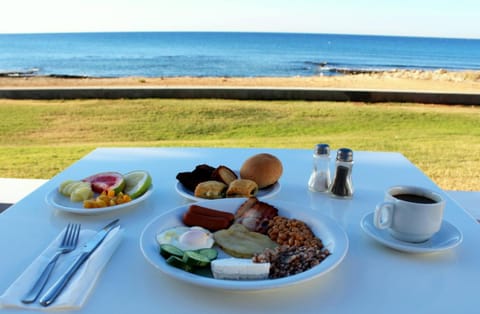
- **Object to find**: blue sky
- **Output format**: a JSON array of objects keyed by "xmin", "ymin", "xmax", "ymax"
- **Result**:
[{"xmin": 2, "ymin": 0, "xmax": 479, "ymax": 38}]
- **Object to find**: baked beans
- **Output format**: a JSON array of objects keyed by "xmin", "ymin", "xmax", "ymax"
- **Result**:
[{"xmin": 267, "ymin": 215, "xmax": 323, "ymax": 248}]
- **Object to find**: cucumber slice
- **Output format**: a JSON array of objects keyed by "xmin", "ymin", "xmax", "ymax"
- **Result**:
[
  {"xmin": 166, "ymin": 256, "xmax": 194, "ymax": 272},
  {"xmin": 159, "ymin": 244, "xmax": 184, "ymax": 259},
  {"xmin": 196, "ymin": 248, "xmax": 218, "ymax": 261},
  {"xmin": 183, "ymin": 251, "xmax": 211, "ymax": 267}
]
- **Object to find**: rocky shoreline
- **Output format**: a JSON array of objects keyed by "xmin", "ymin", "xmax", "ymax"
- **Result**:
[{"xmin": 1, "ymin": 69, "xmax": 479, "ymax": 92}]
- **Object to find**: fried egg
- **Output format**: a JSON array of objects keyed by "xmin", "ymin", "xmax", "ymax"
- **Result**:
[{"xmin": 156, "ymin": 226, "xmax": 214, "ymax": 251}]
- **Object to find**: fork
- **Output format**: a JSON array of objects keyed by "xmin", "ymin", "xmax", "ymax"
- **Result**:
[{"xmin": 21, "ymin": 223, "xmax": 81, "ymax": 304}]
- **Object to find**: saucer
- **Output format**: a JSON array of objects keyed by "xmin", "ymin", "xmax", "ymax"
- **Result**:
[{"xmin": 360, "ymin": 212, "xmax": 463, "ymax": 253}]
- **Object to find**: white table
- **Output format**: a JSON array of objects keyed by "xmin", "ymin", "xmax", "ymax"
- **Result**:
[{"xmin": 1, "ymin": 147, "xmax": 478, "ymax": 314}]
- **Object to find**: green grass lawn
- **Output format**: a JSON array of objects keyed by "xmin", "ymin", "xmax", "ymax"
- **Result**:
[{"xmin": 0, "ymin": 98, "xmax": 479, "ymax": 191}]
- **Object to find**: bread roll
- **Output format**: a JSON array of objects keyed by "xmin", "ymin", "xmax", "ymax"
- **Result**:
[{"xmin": 240, "ymin": 153, "xmax": 283, "ymax": 189}]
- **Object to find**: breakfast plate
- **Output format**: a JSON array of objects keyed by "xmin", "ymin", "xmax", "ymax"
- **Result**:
[
  {"xmin": 45, "ymin": 185, "xmax": 154, "ymax": 215},
  {"xmin": 175, "ymin": 181, "xmax": 281, "ymax": 202},
  {"xmin": 140, "ymin": 198, "xmax": 349, "ymax": 291},
  {"xmin": 360, "ymin": 212, "xmax": 463, "ymax": 253}
]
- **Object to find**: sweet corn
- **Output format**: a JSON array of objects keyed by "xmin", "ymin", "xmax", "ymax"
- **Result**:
[{"xmin": 83, "ymin": 190, "xmax": 131, "ymax": 208}]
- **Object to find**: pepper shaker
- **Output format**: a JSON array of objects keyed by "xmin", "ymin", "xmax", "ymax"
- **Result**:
[
  {"xmin": 308, "ymin": 144, "xmax": 331, "ymax": 192},
  {"xmin": 329, "ymin": 148, "xmax": 354, "ymax": 198}
]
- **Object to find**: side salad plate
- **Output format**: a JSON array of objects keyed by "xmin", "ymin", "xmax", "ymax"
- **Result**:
[
  {"xmin": 140, "ymin": 198, "xmax": 348, "ymax": 291},
  {"xmin": 45, "ymin": 185, "xmax": 154, "ymax": 215}
]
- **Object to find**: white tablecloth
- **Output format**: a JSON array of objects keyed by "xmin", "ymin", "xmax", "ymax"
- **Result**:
[{"xmin": 0, "ymin": 147, "xmax": 478, "ymax": 314}]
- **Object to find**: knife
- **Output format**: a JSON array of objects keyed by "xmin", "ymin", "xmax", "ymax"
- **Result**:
[{"xmin": 39, "ymin": 219, "xmax": 120, "ymax": 306}]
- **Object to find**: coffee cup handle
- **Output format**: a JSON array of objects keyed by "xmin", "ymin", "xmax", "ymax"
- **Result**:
[{"xmin": 374, "ymin": 202, "xmax": 394, "ymax": 229}]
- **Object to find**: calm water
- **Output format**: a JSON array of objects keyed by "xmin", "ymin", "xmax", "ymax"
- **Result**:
[{"xmin": 1, "ymin": 32, "xmax": 479, "ymax": 77}]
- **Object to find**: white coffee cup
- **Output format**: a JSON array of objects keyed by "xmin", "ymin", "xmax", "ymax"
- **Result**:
[{"xmin": 374, "ymin": 185, "xmax": 445, "ymax": 243}]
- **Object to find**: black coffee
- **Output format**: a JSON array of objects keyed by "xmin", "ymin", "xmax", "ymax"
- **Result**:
[{"xmin": 393, "ymin": 193, "xmax": 437, "ymax": 204}]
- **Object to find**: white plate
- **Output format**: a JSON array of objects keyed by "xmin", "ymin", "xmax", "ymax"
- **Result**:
[
  {"xmin": 140, "ymin": 198, "xmax": 348, "ymax": 291},
  {"xmin": 360, "ymin": 212, "xmax": 463, "ymax": 253},
  {"xmin": 175, "ymin": 181, "xmax": 281, "ymax": 202},
  {"xmin": 45, "ymin": 185, "xmax": 154, "ymax": 215}
]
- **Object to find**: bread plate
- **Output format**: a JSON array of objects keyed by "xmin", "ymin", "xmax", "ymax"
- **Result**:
[
  {"xmin": 175, "ymin": 181, "xmax": 281, "ymax": 202},
  {"xmin": 140, "ymin": 198, "xmax": 348, "ymax": 291},
  {"xmin": 45, "ymin": 185, "xmax": 153, "ymax": 215}
]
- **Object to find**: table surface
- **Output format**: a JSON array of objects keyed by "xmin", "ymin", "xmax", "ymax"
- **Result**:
[{"xmin": 0, "ymin": 147, "xmax": 478, "ymax": 314}]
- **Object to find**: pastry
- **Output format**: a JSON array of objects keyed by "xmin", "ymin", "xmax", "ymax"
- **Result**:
[
  {"xmin": 226, "ymin": 179, "xmax": 258, "ymax": 198},
  {"xmin": 212, "ymin": 165, "xmax": 238, "ymax": 185},
  {"xmin": 194, "ymin": 180, "xmax": 227, "ymax": 199}
]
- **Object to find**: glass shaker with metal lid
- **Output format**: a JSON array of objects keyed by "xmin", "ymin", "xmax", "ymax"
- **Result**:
[
  {"xmin": 308, "ymin": 143, "xmax": 331, "ymax": 192},
  {"xmin": 329, "ymin": 148, "xmax": 354, "ymax": 198}
]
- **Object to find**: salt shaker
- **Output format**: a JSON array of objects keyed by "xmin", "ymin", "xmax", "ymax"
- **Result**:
[
  {"xmin": 329, "ymin": 148, "xmax": 354, "ymax": 198},
  {"xmin": 308, "ymin": 144, "xmax": 331, "ymax": 192}
]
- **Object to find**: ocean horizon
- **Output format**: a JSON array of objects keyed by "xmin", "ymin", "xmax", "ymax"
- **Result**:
[{"xmin": 1, "ymin": 31, "xmax": 479, "ymax": 78}]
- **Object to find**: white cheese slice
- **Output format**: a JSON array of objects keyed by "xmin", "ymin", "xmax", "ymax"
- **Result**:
[{"xmin": 211, "ymin": 258, "xmax": 270, "ymax": 280}]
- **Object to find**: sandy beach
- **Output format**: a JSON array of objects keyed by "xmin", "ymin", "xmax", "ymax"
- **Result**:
[{"xmin": 1, "ymin": 70, "xmax": 480, "ymax": 92}]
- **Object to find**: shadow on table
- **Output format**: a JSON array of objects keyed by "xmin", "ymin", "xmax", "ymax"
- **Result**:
[{"xmin": 0, "ymin": 203, "xmax": 11, "ymax": 213}]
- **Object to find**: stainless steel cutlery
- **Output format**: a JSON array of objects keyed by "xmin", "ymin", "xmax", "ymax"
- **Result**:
[
  {"xmin": 39, "ymin": 219, "xmax": 119, "ymax": 306},
  {"xmin": 21, "ymin": 223, "xmax": 81, "ymax": 304}
]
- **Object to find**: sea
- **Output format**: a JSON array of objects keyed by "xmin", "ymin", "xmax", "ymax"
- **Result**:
[{"xmin": 1, "ymin": 32, "xmax": 479, "ymax": 78}]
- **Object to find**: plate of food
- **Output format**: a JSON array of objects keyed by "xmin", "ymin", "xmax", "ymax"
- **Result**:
[
  {"xmin": 45, "ymin": 170, "xmax": 153, "ymax": 215},
  {"xmin": 175, "ymin": 180, "xmax": 280, "ymax": 202},
  {"xmin": 175, "ymin": 153, "xmax": 283, "ymax": 201},
  {"xmin": 140, "ymin": 197, "xmax": 349, "ymax": 291}
]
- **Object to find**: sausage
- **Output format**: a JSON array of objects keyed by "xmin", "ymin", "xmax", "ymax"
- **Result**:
[
  {"xmin": 188, "ymin": 204, "xmax": 235, "ymax": 222},
  {"xmin": 183, "ymin": 211, "xmax": 231, "ymax": 231}
]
